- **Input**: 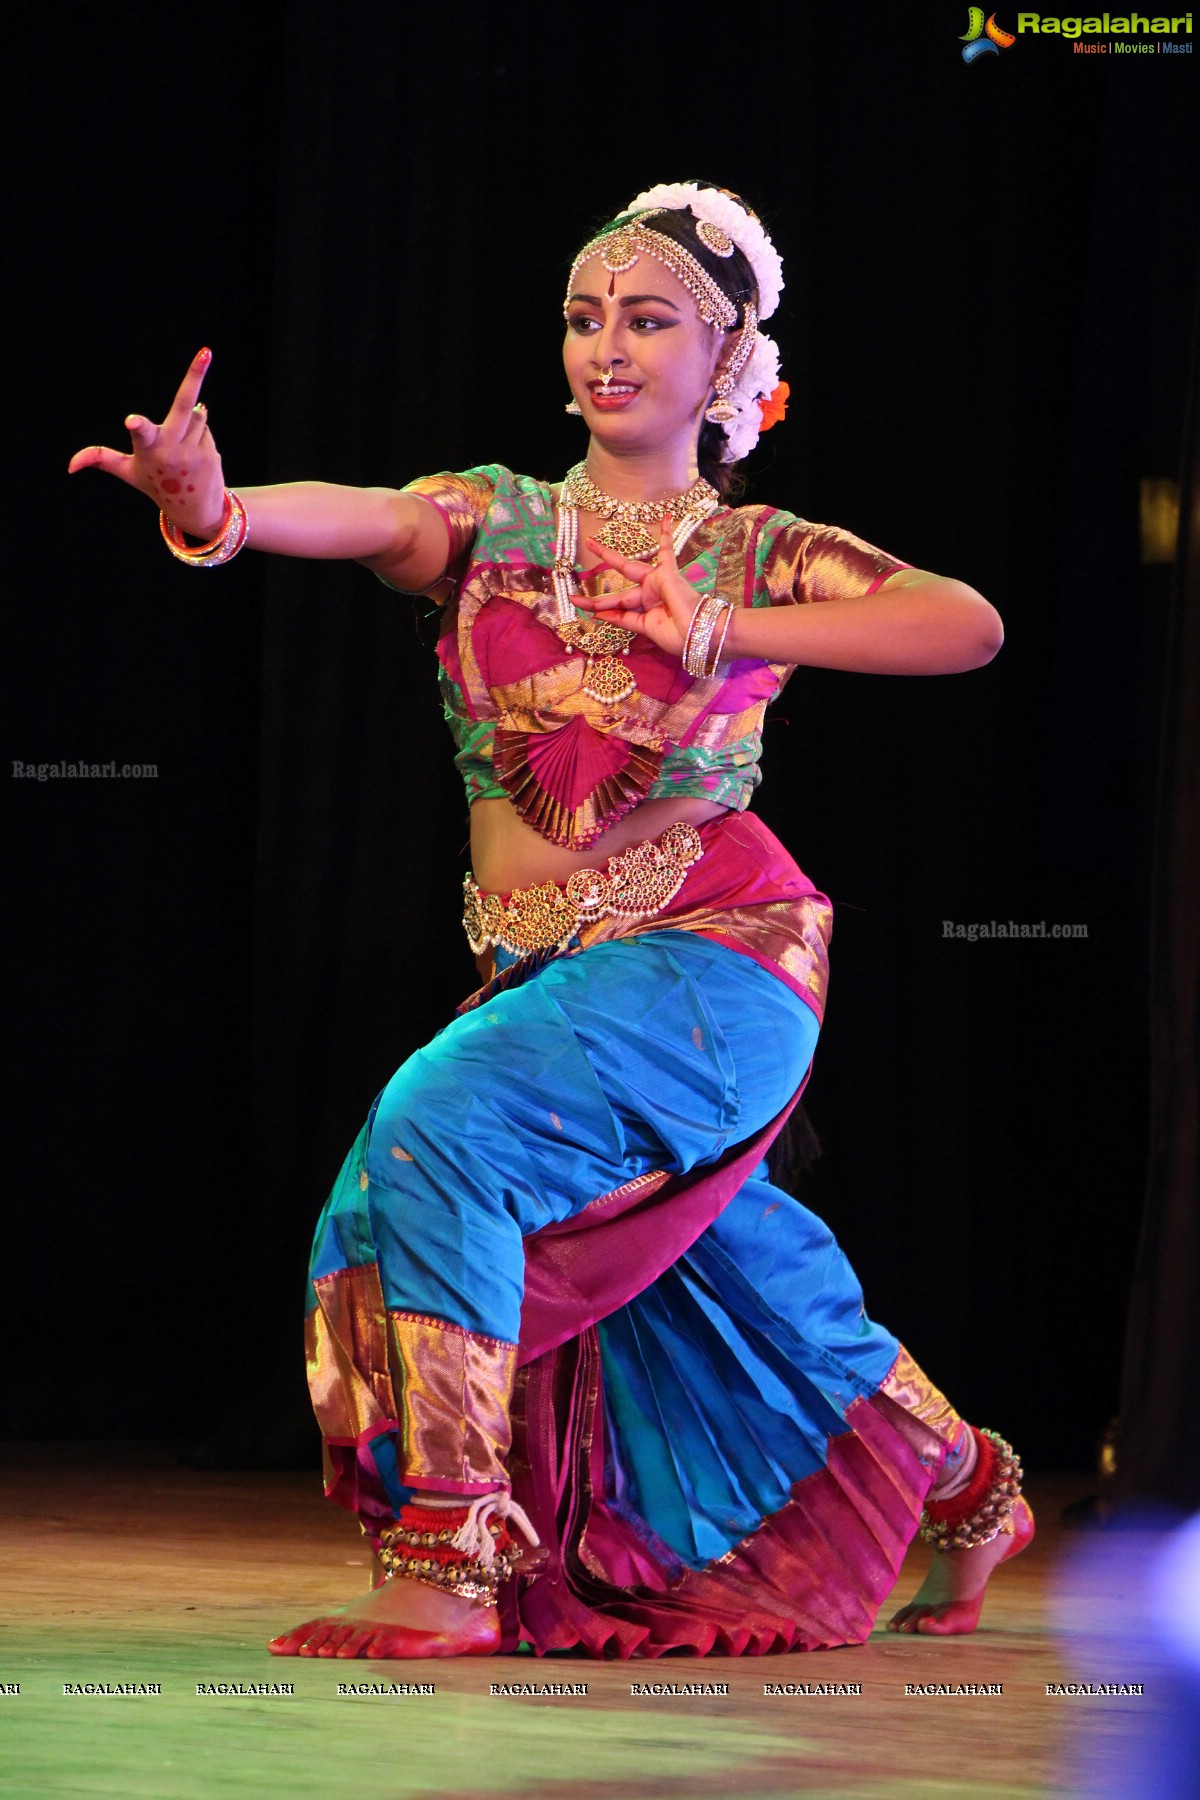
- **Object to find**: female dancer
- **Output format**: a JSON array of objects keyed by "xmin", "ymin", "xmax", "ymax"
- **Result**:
[{"xmin": 70, "ymin": 182, "xmax": 1026, "ymax": 1661}]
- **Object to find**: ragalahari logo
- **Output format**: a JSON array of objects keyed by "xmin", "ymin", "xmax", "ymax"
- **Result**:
[{"xmin": 960, "ymin": 7, "xmax": 1017, "ymax": 58}]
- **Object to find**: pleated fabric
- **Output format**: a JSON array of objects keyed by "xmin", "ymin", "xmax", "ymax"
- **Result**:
[{"xmin": 306, "ymin": 921, "xmax": 958, "ymax": 1652}]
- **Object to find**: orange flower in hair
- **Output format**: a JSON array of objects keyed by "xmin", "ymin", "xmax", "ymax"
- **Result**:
[{"xmin": 757, "ymin": 382, "xmax": 790, "ymax": 433}]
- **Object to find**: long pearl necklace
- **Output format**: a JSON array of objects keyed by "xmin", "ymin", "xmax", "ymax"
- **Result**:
[{"xmin": 551, "ymin": 464, "xmax": 721, "ymax": 705}]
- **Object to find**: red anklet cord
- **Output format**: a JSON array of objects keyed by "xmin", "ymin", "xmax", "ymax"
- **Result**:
[{"xmin": 924, "ymin": 1426, "xmax": 999, "ymax": 1530}]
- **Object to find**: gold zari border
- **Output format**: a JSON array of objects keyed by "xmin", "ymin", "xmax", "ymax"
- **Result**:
[
  {"xmin": 307, "ymin": 1264, "xmax": 393, "ymax": 1444},
  {"xmin": 879, "ymin": 1345, "xmax": 963, "ymax": 1446},
  {"xmin": 387, "ymin": 1310, "xmax": 517, "ymax": 1490},
  {"xmin": 308, "ymin": 1268, "xmax": 517, "ymax": 1489}
]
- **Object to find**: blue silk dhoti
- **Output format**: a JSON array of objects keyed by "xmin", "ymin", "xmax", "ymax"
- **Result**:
[{"xmin": 305, "ymin": 916, "xmax": 963, "ymax": 1656}]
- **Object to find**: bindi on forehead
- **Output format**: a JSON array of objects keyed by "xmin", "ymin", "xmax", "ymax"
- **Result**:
[
  {"xmin": 566, "ymin": 223, "xmax": 739, "ymax": 329},
  {"xmin": 567, "ymin": 282, "xmax": 685, "ymax": 315}
]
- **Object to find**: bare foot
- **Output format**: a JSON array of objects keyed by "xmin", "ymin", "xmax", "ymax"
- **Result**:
[
  {"xmin": 268, "ymin": 1574, "xmax": 499, "ymax": 1660},
  {"xmin": 887, "ymin": 1497, "xmax": 1035, "ymax": 1635}
]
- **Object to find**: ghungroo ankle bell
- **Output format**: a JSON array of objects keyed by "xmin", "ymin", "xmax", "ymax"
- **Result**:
[{"xmin": 920, "ymin": 1426, "xmax": 1023, "ymax": 1552}]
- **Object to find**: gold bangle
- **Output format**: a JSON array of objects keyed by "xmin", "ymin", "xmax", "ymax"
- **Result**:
[{"xmin": 160, "ymin": 490, "xmax": 248, "ymax": 567}]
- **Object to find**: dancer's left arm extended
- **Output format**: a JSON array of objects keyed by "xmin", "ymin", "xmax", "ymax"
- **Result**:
[
  {"xmin": 722, "ymin": 569, "xmax": 1003, "ymax": 675},
  {"xmin": 580, "ymin": 519, "xmax": 1003, "ymax": 677}
]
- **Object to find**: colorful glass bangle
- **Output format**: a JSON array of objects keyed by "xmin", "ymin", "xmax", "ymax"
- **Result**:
[{"xmin": 160, "ymin": 490, "xmax": 248, "ymax": 567}]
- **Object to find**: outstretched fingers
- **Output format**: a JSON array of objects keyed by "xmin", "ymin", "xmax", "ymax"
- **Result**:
[
  {"xmin": 124, "ymin": 414, "xmax": 160, "ymax": 455},
  {"xmin": 69, "ymin": 349, "xmax": 225, "ymax": 522},
  {"xmin": 65, "ymin": 405, "xmax": 163, "ymax": 483},
  {"xmin": 586, "ymin": 599, "xmax": 652, "ymax": 635},
  {"xmin": 653, "ymin": 512, "xmax": 681, "ymax": 573},
  {"xmin": 585, "ymin": 516, "xmax": 702, "ymax": 659},
  {"xmin": 163, "ymin": 347, "xmax": 213, "ymax": 436},
  {"xmin": 67, "ymin": 442, "xmax": 135, "ymax": 478},
  {"xmin": 585, "ymin": 517, "xmax": 680, "ymax": 591},
  {"xmin": 574, "ymin": 558, "xmax": 649, "ymax": 622},
  {"xmin": 585, "ymin": 544, "xmax": 652, "ymax": 588}
]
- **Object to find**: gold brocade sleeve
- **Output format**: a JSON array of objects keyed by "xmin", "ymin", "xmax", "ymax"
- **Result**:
[
  {"xmin": 758, "ymin": 515, "xmax": 912, "ymax": 607},
  {"xmin": 385, "ymin": 468, "xmax": 498, "ymax": 600}
]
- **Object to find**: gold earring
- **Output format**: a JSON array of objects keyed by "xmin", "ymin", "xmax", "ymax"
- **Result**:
[
  {"xmin": 564, "ymin": 397, "xmax": 583, "ymax": 416},
  {"xmin": 706, "ymin": 304, "xmax": 758, "ymax": 426},
  {"xmin": 705, "ymin": 370, "xmax": 737, "ymax": 426}
]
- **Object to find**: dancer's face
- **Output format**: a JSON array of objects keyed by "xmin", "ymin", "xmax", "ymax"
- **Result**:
[{"xmin": 563, "ymin": 255, "xmax": 729, "ymax": 458}]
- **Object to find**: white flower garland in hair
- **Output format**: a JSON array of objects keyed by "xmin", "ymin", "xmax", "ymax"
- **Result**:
[
  {"xmin": 623, "ymin": 182, "xmax": 787, "ymax": 462},
  {"xmin": 721, "ymin": 331, "xmax": 783, "ymax": 463},
  {"xmin": 623, "ymin": 182, "xmax": 784, "ymax": 319}
]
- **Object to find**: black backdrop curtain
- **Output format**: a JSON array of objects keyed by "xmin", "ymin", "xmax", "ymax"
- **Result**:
[
  {"xmin": 8, "ymin": 4, "xmax": 1198, "ymax": 1477},
  {"xmin": 1114, "ymin": 297, "xmax": 1200, "ymax": 1510}
]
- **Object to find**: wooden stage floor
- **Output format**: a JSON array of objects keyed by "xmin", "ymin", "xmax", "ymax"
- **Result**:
[{"xmin": 0, "ymin": 1447, "xmax": 1167, "ymax": 1799}]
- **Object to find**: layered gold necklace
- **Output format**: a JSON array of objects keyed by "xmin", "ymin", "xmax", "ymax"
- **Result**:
[
  {"xmin": 562, "ymin": 463, "xmax": 720, "ymax": 560},
  {"xmin": 551, "ymin": 463, "xmax": 720, "ymax": 704}
]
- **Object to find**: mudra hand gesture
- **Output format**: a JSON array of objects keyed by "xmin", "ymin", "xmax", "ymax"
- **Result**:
[
  {"xmin": 579, "ymin": 516, "xmax": 716, "ymax": 662},
  {"xmin": 68, "ymin": 347, "xmax": 228, "ymax": 540}
]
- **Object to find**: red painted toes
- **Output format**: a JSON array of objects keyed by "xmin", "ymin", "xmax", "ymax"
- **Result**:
[
  {"xmin": 267, "ymin": 1620, "xmax": 323, "ymax": 1656},
  {"xmin": 267, "ymin": 1608, "xmax": 501, "ymax": 1660}
]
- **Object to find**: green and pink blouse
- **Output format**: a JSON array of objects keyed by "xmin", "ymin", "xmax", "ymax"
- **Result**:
[{"xmin": 397, "ymin": 465, "xmax": 909, "ymax": 849}]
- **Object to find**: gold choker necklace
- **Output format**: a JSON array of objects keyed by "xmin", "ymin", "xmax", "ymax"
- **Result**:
[{"xmin": 560, "ymin": 462, "xmax": 719, "ymax": 560}]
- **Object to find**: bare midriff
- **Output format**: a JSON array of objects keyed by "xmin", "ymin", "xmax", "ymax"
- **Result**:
[{"xmin": 469, "ymin": 794, "xmax": 729, "ymax": 894}]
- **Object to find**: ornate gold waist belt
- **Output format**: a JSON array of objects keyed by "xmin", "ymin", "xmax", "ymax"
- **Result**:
[{"xmin": 463, "ymin": 821, "xmax": 704, "ymax": 960}]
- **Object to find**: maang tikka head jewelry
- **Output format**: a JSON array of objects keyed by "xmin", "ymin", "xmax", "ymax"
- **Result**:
[{"xmin": 565, "ymin": 218, "xmax": 739, "ymax": 330}]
